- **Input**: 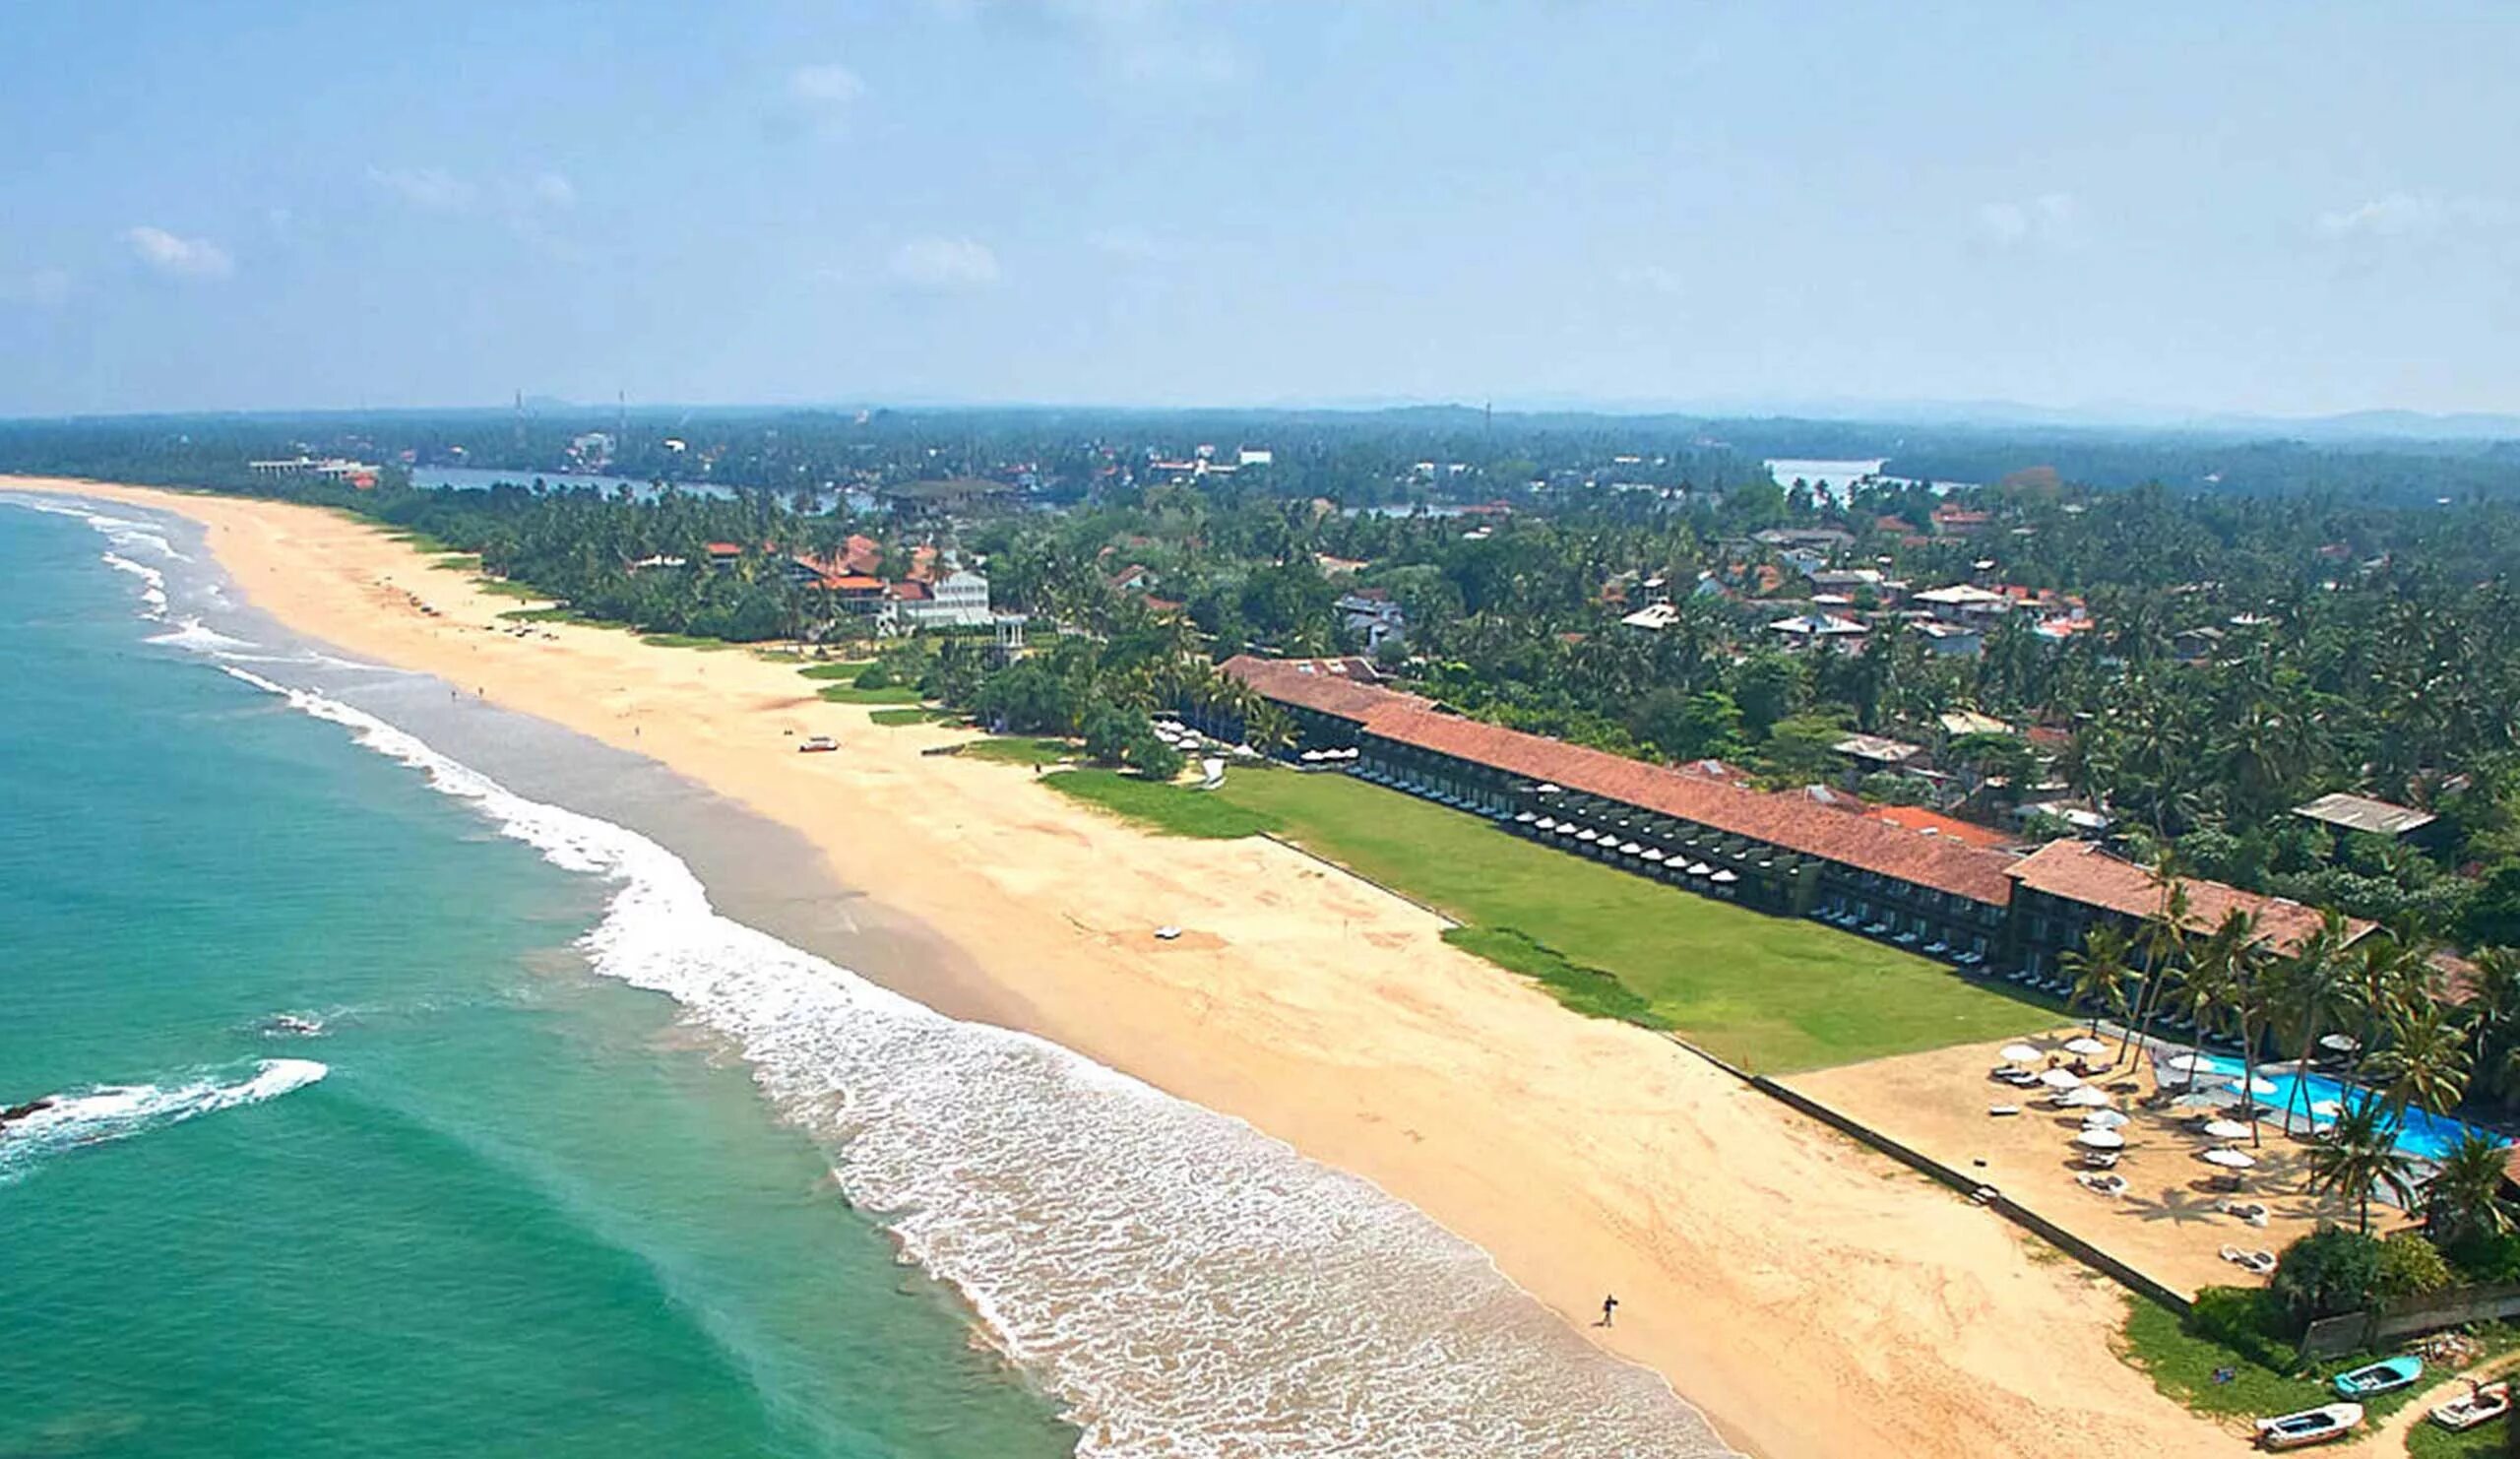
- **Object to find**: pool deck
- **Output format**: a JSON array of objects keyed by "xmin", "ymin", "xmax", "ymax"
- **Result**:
[{"xmin": 1787, "ymin": 1028, "xmax": 2408, "ymax": 1300}]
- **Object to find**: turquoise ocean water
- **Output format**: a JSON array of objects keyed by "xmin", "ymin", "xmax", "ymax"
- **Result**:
[
  {"xmin": 0, "ymin": 493, "xmax": 1740, "ymax": 1458},
  {"xmin": 0, "ymin": 503, "xmax": 1077, "ymax": 1458}
]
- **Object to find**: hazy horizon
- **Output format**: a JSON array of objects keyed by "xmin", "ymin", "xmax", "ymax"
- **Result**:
[{"xmin": 5, "ymin": 2, "xmax": 2516, "ymax": 419}]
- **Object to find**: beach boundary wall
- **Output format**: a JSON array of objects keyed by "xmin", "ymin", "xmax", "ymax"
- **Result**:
[
  {"xmin": 1653, "ymin": 1033, "xmax": 2196, "ymax": 1318},
  {"xmin": 2301, "ymin": 1281, "xmax": 2520, "ymax": 1360}
]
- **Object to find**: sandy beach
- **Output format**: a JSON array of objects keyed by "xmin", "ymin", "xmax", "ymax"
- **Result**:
[{"xmin": 8, "ymin": 476, "xmax": 2248, "ymax": 1457}]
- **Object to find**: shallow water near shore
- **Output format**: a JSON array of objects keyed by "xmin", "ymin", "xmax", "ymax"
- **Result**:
[{"xmin": 1, "ymin": 492, "xmax": 1739, "ymax": 1457}]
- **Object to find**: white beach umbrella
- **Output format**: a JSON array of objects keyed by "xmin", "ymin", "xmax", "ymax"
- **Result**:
[
  {"xmin": 2084, "ymin": 1110, "xmax": 2131, "ymax": 1129},
  {"xmin": 2059, "ymin": 1086, "xmax": 2110, "ymax": 1108},
  {"xmin": 1536, "ymin": 783, "xmax": 1563, "ymax": 794},
  {"xmin": 2165, "ymin": 1052, "xmax": 2214, "ymax": 1072},
  {"xmin": 2077, "ymin": 1128, "xmax": 2125, "ymax": 1150},
  {"xmin": 2063, "ymin": 1037, "xmax": 2108, "ymax": 1056},
  {"xmin": 2229, "ymin": 1076, "xmax": 2279, "ymax": 1098},
  {"xmin": 1534, "ymin": 817, "xmax": 1558, "ymax": 831},
  {"xmin": 2308, "ymin": 1100, "xmax": 2344, "ymax": 1119},
  {"xmin": 2203, "ymin": 1119, "xmax": 2253, "ymax": 1140},
  {"xmin": 1300, "ymin": 749, "xmax": 1325, "ymax": 762},
  {"xmin": 1576, "ymin": 829, "xmax": 1600, "ymax": 843},
  {"xmin": 1687, "ymin": 862, "xmax": 1713, "ymax": 877},
  {"xmin": 1710, "ymin": 869, "xmax": 1739, "ymax": 884},
  {"xmin": 2319, "ymin": 1033, "xmax": 2361, "ymax": 1054},
  {"xmin": 1642, "ymin": 849, "xmax": 1666, "ymax": 862},
  {"xmin": 2202, "ymin": 1148, "xmax": 2257, "ymax": 1170},
  {"xmin": 1620, "ymin": 841, "xmax": 1644, "ymax": 856},
  {"xmin": 2000, "ymin": 1043, "xmax": 2042, "ymax": 1063},
  {"xmin": 2039, "ymin": 1068, "xmax": 2084, "ymax": 1090}
]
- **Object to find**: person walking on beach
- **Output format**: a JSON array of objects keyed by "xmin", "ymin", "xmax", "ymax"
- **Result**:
[{"xmin": 1599, "ymin": 1295, "xmax": 1618, "ymax": 1328}]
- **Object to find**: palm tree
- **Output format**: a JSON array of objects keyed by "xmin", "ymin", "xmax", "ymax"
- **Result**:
[
  {"xmin": 2307, "ymin": 1102, "xmax": 2419, "ymax": 1235},
  {"xmin": 2423, "ymin": 1132, "xmax": 2514, "ymax": 1246},
  {"xmin": 2366, "ymin": 1000, "xmax": 2475, "ymax": 1127},
  {"xmin": 2121, "ymin": 863, "xmax": 2194, "ymax": 1066},
  {"xmin": 2060, "ymin": 925, "xmax": 2135, "ymax": 1061},
  {"xmin": 2342, "ymin": 933, "xmax": 2420, "ymax": 1077},
  {"xmin": 2264, "ymin": 911, "xmax": 2351, "ymax": 1136}
]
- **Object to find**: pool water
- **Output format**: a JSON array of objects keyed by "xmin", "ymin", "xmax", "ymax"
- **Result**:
[{"xmin": 2167, "ymin": 1051, "xmax": 2505, "ymax": 1163}]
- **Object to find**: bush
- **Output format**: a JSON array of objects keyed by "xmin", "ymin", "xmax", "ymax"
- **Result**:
[
  {"xmin": 2186, "ymin": 1286, "xmax": 2296, "ymax": 1371},
  {"xmin": 1126, "ymin": 730, "xmax": 1186, "ymax": 783},
  {"xmin": 2375, "ymin": 1231, "xmax": 2454, "ymax": 1300},
  {"xmin": 1080, "ymin": 699, "xmax": 1137, "ymax": 766},
  {"xmin": 2269, "ymin": 1227, "xmax": 2383, "ymax": 1333},
  {"xmin": 853, "ymin": 661, "xmax": 898, "ymax": 690},
  {"xmin": 1858, "ymin": 772, "xmax": 1931, "ymax": 806},
  {"xmin": 2442, "ymin": 1229, "xmax": 2520, "ymax": 1285}
]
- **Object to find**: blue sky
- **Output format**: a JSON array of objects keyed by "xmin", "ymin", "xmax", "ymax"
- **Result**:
[{"xmin": 3, "ymin": 1, "xmax": 2516, "ymax": 417}]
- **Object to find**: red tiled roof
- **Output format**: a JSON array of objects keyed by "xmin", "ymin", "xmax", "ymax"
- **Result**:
[
  {"xmin": 1357, "ymin": 704, "xmax": 2021, "ymax": 904},
  {"xmin": 2004, "ymin": 840, "xmax": 2370, "ymax": 954},
  {"xmin": 1869, "ymin": 805, "xmax": 2017, "ymax": 850},
  {"xmin": 1221, "ymin": 655, "xmax": 1429, "ymax": 722},
  {"xmin": 815, "ymin": 574, "xmax": 885, "ymax": 593}
]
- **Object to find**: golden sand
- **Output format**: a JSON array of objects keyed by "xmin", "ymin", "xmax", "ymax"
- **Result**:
[{"xmin": 10, "ymin": 477, "xmax": 2247, "ymax": 1457}]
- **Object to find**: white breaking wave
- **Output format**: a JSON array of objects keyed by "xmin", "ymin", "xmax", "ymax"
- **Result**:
[
  {"xmin": 147, "ymin": 615, "xmax": 255, "ymax": 652},
  {"xmin": 101, "ymin": 552, "xmax": 170, "ymax": 618},
  {"xmin": 0, "ymin": 1058, "xmax": 329, "ymax": 1186},
  {"xmin": 216, "ymin": 664, "xmax": 1736, "ymax": 1458}
]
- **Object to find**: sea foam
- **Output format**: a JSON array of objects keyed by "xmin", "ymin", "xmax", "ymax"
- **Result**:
[
  {"xmin": 214, "ymin": 664, "xmax": 1739, "ymax": 1457},
  {"xmin": 0, "ymin": 1059, "xmax": 329, "ymax": 1186}
]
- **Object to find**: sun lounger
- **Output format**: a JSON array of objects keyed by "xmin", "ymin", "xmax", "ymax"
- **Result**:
[
  {"xmin": 1988, "ymin": 1104, "xmax": 2022, "ymax": 1116},
  {"xmin": 2082, "ymin": 1149, "xmax": 2119, "ymax": 1169},
  {"xmin": 2075, "ymin": 1172, "xmax": 2129, "ymax": 1197}
]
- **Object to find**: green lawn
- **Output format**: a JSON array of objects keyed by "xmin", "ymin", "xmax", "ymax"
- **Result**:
[
  {"xmin": 815, "ymin": 681, "xmax": 921, "ymax": 705},
  {"xmin": 1039, "ymin": 765, "xmax": 2052, "ymax": 1071},
  {"xmin": 429, "ymin": 552, "xmax": 483, "ymax": 571},
  {"xmin": 797, "ymin": 662, "xmax": 880, "ymax": 680},
  {"xmin": 869, "ymin": 707, "xmax": 959, "ymax": 727},
  {"xmin": 1042, "ymin": 768, "xmax": 1283, "ymax": 840},
  {"xmin": 961, "ymin": 736, "xmax": 1077, "ymax": 767},
  {"xmin": 2409, "ymin": 1418, "xmax": 2506, "ymax": 1458},
  {"xmin": 2116, "ymin": 1298, "xmax": 2329, "ymax": 1421},
  {"xmin": 639, "ymin": 633, "xmax": 737, "ymax": 651},
  {"xmin": 471, "ymin": 577, "xmax": 549, "ymax": 600}
]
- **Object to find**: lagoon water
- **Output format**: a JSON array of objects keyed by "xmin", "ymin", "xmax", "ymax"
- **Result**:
[{"xmin": 0, "ymin": 493, "xmax": 1737, "ymax": 1458}]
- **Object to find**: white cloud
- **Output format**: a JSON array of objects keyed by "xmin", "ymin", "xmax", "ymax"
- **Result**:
[
  {"xmin": 1616, "ymin": 264, "xmax": 1684, "ymax": 297},
  {"xmin": 2314, "ymin": 193, "xmax": 2497, "ymax": 240},
  {"xmin": 528, "ymin": 172, "xmax": 576, "ymax": 210},
  {"xmin": 1976, "ymin": 192, "xmax": 2078, "ymax": 248},
  {"xmin": 0, "ymin": 267, "xmax": 73, "ymax": 306},
  {"xmin": 123, "ymin": 226, "xmax": 233, "ymax": 280},
  {"xmin": 889, "ymin": 235, "xmax": 1002, "ymax": 290},
  {"xmin": 789, "ymin": 63, "xmax": 866, "ymax": 109},
  {"xmin": 1085, "ymin": 226, "xmax": 1170, "ymax": 263},
  {"xmin": 367, "ymin": 165, "xmax": 476, "ymax": 212}
]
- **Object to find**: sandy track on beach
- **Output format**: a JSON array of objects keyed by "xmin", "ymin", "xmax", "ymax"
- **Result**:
[{"xmin": 10, "ymin": 477, "xmax": 2246, "ymax": 1458}]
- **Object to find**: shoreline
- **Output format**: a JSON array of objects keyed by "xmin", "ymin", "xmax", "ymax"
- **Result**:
[{"xmin": 6, "ymin": 476, "xmax": 2243, "ymax": 1457}]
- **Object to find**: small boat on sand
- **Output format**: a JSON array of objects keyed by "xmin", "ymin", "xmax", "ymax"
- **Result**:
[
  {"xmin": 797, "ymin": 736, "xmax": 840, "ymax": 753},
  {"xmin": 2254, "ymin": 1402, "xmax": 2362, "ymax": 1449},
  {"xmin": 2332, "ymin": 1355, "xmax": 2423, "ymax": 1399},
  {"xmin": 2432, "ymin": 1379, "xmax": 2511, "ymax": 1431}
]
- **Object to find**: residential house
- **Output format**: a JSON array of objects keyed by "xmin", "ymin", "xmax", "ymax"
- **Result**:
[
  {"xmin": 1912, "ymin": 619, "xmax": 1984, "ymax": 659},
  {"xmin": 2292, "ymin": 792, "xmax": 2444, "ymax": 850},
  {"xmin": 1767, "ymin": 611, "xmax": 1869, "ymax": 650},
  {"xmin": 1337, "ymin": 588, "xmax": 1408, "ymax": 652}
]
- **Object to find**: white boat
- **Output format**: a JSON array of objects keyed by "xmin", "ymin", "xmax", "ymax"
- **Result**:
[
  {"xmin": 2254, "ymin": 1402, "xmax": 2362, "ymax": 1450},
  {"xmin": 2432, "ymin": 1380, "xmax": 2511, "ymax": 1431}
]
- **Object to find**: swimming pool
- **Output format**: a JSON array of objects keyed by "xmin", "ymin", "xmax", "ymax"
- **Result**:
[{"xmin": 2162, "ymin": 1050, "xmax": 2507, "ymax": 1164}]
